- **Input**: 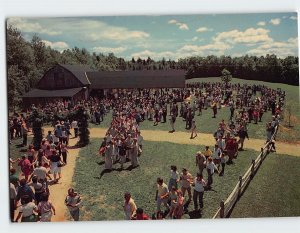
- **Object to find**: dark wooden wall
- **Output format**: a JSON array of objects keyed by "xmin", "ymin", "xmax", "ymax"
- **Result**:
[{"xmin": 38, "ymin": 65, "xmax": 83, "ymax": 90}]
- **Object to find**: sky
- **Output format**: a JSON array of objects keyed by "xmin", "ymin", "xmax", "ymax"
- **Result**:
[{"xmin": 7, "ymin": 12, "xmax": 299, "ymax": 61}]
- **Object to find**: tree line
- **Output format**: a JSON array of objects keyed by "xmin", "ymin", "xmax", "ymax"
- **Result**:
[{"xmin": 6, "ymin": 25, "xmax": 299, "ymax": 110}]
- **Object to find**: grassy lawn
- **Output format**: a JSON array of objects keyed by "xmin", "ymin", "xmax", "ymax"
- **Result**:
[
  {"xmin": 230, "ymin": 153, "xmax": 300, "ymax": 218},
  {"xmin": 187, "ymin": 77, "xmax": 300, "ymax": 142},
  {"xmin": 73, "ymin": 139, "xmax": 259, "ymax": 221}
]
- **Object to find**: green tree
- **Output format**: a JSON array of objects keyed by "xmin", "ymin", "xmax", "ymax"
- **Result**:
[
  {"xmin": 73, "ymin": 106, "xmax": 90, "ymax": 146},
  {"xmin": 221, "ymin": 68, "xmax": 232, "ymax": 86},
  {"xmin": 28, "ymin": 108, "xmax": 44, "ymax": 149}
]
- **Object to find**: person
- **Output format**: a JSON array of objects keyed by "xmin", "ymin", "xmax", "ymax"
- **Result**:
[
  {"xmin": 38, "ymin": 193, "xmax": 56, "ymax": 222},
  {"xmin": 104, "ymin": 141, "xmax": 113, "ymax": 170},
  {"xmin": 169, "ymin": 112, "xmax": 176, "ymax": 133},
  {"xmin": 15, "ymin": 195, "xmax": 38, "ymax": 222},
  {"xmin": 225, "ymin": 136, "xmax": 238, "ymax": 164},
  {"xmin": 9, "ymin": 168, "xmax": 19, "ymax": 189},
  {"xmin": 18, "ymin": 155, "xmax": 32, "ymax": 182},
  {"xmin": 212, "ymin": 102, "xmax": 217, "ymax": 118},
  {"xmin": 238, "ymin": 125, "xmax": 249, "ymax": 151},
  {"xmin": 195, "ymin": 152, "xmax": 206, "ymax": 175},
  {"xmin": 206, "ymin": 157, "xmax": 216, "ymax": 189},
  {"xmin": 219, "ymin": 154, "xmax": 226, "ymax": 176},
  {"xmin": 61, "ymin": 144, "xmax": 69, "ymax": 164},
  {"xmin": 155, "ymin": 177, "xmax": 169, "ymax": 213},
  {"xmin": 203, "ymin": 146, "xmax": 212, "ymax": 159},
  {"xmin": 193, "ymin": 173, "xmax": 206, "ymax": 211},
  {"xmin": 134, "ymin": 208, "xmax": 150, "ymax": 220},
  {"xmin": 173, "ymin": 190, "xmax": 184, "ymax": 219},
  {"xmin": 163, "ymin": 186, "xmax": 178, "ymax": 219},
  {"xmin": 180, "ymin": 168, "xmax": 193, "ymax": 202},
  {"xmin": 137, "ymin": 131, "xmax": 143, "ymax": 155},
  {"xmin": 27, "ymin": 144, "xmax": 36, "ymax": 164},
  {"xmin": 15, "ymin": 179, "xmax": 36, "ymax": 207},
  {"xmin": 10, "ymin": 182, "xmax": 17, "ymax": 222},
  {"xmin": 190, "ymin": 120, "xmax": 197, "ymax": 139},
  {"xmin": 123, "ymin": 192, "xmax": 137, "ymax": 220},
  {"xmin": 21, "ymin": 121, "xmax": 28, "ymax": 147},
  {"xmin": 71, "ymin": 120, "xmax": 79, "ymax": 138},
  {"xmin": 31, "ymin": 176, "xmax": 46, "ymax": 204},
  {"xmin": 131, "ymin": 138, "xmax": 139, "ymax": 168},
  {"xmin": 168, "ymin": 165, "xmax": 179, "ymax": 190},
  {"xmin": 49, "ymin": 149, "xmax": 63, "ymax": 183},
  {"xmin": 212, "ymin": 144, "xmax": 222, "ymax": 170},
  {"xmin": 30, "ymin": 162, "xmax": 52, "ymax": 182},
  {"xmin": 65, "ymin": 188, "xmax": 82, "ymax": 221},
  {"xmin": 118, "ymin": 139, "xmax": 127, "ymax": 170}
]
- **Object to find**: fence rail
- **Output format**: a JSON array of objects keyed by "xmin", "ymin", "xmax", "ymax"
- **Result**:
[{"xmin": 212, "ymin": 125, "xmax": 278, "ymax": 219}]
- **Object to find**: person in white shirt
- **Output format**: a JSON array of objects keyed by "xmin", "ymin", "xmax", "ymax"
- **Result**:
[
  {"xmin": 155, "ymin": 178, "xmax": 169, "ymax": 212},
  {"xmin": 193, "ymin": 173, "xmax": 206, "ymax": 211},
  {"xmin": 216, "ymin": 136, "xmax": 225, "ymax": 151},
  {"xmin": 180, "ymin": 168, "xmax": 193, "ymax": 202},
  {"xmin": 212, "ymin": 144, "xmax": 222, "ymax": 169},
  {"xmin": 206, "ymin": 157, "xmax": 216, "ymax": 189}
]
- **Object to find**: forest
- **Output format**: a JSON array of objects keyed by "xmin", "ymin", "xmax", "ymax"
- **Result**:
[{"xmin": 6, "ymin": 25, "xmax": 299, "ymax": 109}]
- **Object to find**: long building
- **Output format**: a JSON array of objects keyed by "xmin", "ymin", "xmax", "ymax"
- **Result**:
[{"xmin": 22, "ymin": 64, "xmax": 186, "ymax": 107}]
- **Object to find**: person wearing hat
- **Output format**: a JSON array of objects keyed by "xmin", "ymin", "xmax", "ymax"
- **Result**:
[
  {"xmin": 65, "ymin": 188, "xmax": 82, "ymax": 221},
  {"xmin": 193, "ymin": 173, "xmax": 206, "ymax": 211},
  {"xmin": 195, "ymin": 151, "xmax": 206, "ymax": 175}
]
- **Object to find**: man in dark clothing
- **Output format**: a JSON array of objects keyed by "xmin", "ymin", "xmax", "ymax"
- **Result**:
[{"xmin": 238, "ymin": 126, "xmax": 249, "ymax": 151}]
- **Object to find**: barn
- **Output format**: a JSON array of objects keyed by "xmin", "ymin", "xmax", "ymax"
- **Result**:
[{"xmin": 22, "ymin": 64, "xmax": 186, "ymax": 107}]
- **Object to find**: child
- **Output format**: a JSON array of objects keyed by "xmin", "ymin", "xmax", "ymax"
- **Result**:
[{"xmin": 219, "ymin": 153, "xmax": 226, "ymax": 176}]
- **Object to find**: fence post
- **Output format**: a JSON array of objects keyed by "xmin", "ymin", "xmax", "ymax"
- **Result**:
[
  {"xmin": 251, "ymin": 159, "xmax": 255, "ymax": 179},
  {"xmin": 220, "ymin": 201, "xmax": 225, "ymax": 218},
  {"xmin": 238, "ymin": 176, "xmax": 243, "ymax": 197}
]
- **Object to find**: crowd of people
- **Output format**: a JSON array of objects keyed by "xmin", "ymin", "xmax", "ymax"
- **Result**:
[{"xmin": 9, "ymin": 81, "xmax": 284, "ymax": 221}]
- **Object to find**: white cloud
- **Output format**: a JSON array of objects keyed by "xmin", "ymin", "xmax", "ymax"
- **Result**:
[
  {"xmin": 247, "ymin": 37, "xmax": 298, "ymax": 58},
  {"xmin": 192, "ymin": 36, "xmax": 198, "ymax": 41},
  {"xmin": 257, "ymin": 21, "xmax": 266, "ymax": 26},
  {"xmin": 131, "ymin": 50, "xmax": 177, "ymax": 60},
  {"xmin": 7, "ymin": 17, "xmax": 62, "ymax": 35},
  {"xmin": 214, "ymin": 28, "xmax": 273, "ymax": 45},
  {"xmin": 42, "ymin": 40, "xmax": 69, "ymax": 51},
  {"xmin": 269, "ymin": 18, "xmax": 281, "ymax": 25},
  {"xmin": 168, "ymin": 19, "xmax": 189, "ymax": 30},
  {"xmin": 92, "ymin": 46, "xmax": 126, "ymax": 54},
  {"xmin": 290, "ymin": 16, "xmax": 297, "ymax": 20},
  {"xmin": 196, "ymin": 27, "xmax": 213, "ymax": 32}
]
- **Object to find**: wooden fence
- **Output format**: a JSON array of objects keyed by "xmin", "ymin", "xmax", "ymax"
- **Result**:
[{"xmin": 212, "ymin": 125, "xmax": 278, "ymax": 219}]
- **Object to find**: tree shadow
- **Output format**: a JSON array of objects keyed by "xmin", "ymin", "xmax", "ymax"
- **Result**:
[{"xmin": 96, "ymin": 161, "xmax": 105, "ymax": 166}]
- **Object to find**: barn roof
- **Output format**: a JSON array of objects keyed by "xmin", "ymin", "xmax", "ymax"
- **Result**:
[
  {"xmin": 59, "ymin": 64, "xmax": 94, "ymax": 85},
  {"xmin": 87, "ymin": 70, "xmax": 186, "ymax": 89},
  {"xmin": 22, "ymin": 87, "xmax": 83, "ymax": 98}
]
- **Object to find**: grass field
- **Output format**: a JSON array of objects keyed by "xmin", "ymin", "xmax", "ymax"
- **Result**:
[
  {"xmin": 73, "ymin": 139, "xmax": 259, "ymax": 220},
  {"xmin": 230, "ymin": 153, "xmax": 300, "ymax": 218}
]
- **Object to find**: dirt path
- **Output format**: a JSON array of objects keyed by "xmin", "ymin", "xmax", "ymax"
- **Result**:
[
  {"xmin": 84, "ymin": 128, "xmax": 300, "ymax": 157},
  {"xmin": 48, "ymin": 136, "xmax": 81, "ymax": 222}
]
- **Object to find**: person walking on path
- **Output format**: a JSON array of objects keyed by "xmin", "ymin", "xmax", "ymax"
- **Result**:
[
  {"xmin": 38, "ymin": 193, "xmax": 56, "ymax": 222},
  {"xmin": 65, "ymin": 188, "xmax": 82, "ymax": 221}
]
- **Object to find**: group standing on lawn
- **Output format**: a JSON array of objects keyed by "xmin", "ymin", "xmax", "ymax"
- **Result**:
[{"xmin": 9, "ymin": 81, "xmax": 283, "ymax": 221}]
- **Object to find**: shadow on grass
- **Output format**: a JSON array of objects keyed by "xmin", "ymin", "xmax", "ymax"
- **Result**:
[
  {"xmin": 98, "ymin": 165, "xmax": 140, "ymax": 179},
  {"xmin": 188, "ymin": 210, "xmax": 202, "ymax": 219}
]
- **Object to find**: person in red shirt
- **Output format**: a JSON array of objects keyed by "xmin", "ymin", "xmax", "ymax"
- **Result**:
[
  {"xmin": 18, "ymin": 155, "xmax": 32, "ymax": 182},
  {"xmin": 133, "ymin": 208, "xmax": 149, "ymax": 220}
]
